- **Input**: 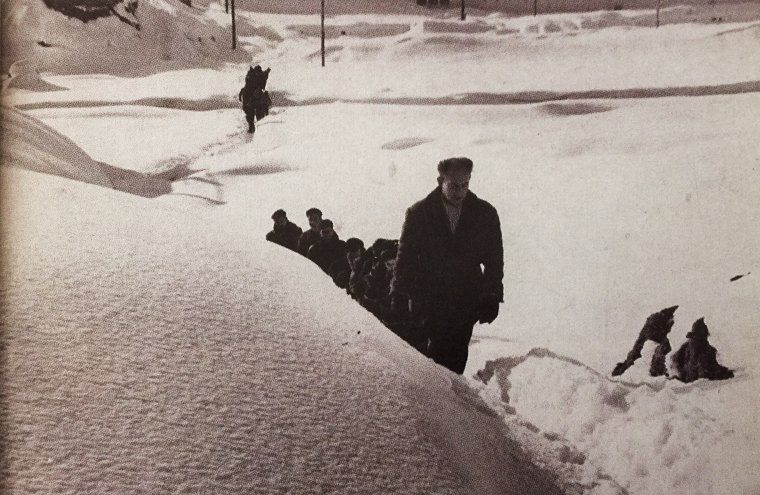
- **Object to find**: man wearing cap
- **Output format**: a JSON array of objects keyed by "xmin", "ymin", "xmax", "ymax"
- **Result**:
[
  {"xmin": 297, "ymin": 207, "xmax": 323, "ymax": 257},
  {"xmin": 265, "ymin": 209, "xmax": 303, "ymax": 252},
  {"xmin": 390, "ymin": 157, "xmax": 504, "ymax": 374}
]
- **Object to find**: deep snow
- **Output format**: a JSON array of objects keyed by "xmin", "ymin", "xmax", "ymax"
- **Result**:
[{"xmin": 2, "ymin": 0, "xmax": 760, "ymax": 494}]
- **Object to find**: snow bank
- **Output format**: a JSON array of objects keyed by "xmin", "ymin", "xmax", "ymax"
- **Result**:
[
  {"xmin": 1, "ymin": 106, "xmax": 173, "ymax": 197},
  {"xmin": 1, "ymin": 105, "xmax": 113, "ymax": 188},
  {"xmin": 6, "ymin": 5, "xmax": 760, "ymax": 108},
  {"xmin": 0, "ymin": 162, "xmax": 564, "ymax": 494},
  {"xmin": 1, "ymin": 0, "xmax": 248, "ymax": 77},
  {"xmin": 477, "ymin": 348, "xmax": 760, "ymax": 495}
]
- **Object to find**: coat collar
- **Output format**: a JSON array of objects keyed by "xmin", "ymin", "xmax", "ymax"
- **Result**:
[{"xmin": 423, "ymin": 187, "xmax": 479, "ymax": 240}]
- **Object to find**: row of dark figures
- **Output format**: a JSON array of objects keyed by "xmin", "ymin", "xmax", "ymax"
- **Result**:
[
  {"xmin": 612, "ymin": 305, "xmax": 734, "ymax": 383},
  {"xmin": 266, "ymin": 207, "xmax": 428, "ymax": 353},
  {"xmin": 269, "ymin": 208, "xmax": 736, "ymax": 383}
]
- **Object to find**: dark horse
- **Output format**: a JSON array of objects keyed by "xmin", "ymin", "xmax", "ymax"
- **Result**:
[{"xmin": 238, "ymin": 65, "xmax": 272, "ymax": 134}]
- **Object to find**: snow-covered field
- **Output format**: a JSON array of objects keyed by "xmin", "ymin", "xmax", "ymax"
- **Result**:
[{"xmin": 2, "ymin": 0, "xmax": 759, "ymax": 494}]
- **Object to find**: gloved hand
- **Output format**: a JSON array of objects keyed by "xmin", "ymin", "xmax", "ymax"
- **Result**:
[
  {"xmin": 390, "ymin": 292, "xmax": 411, "ymax": 316},
  {"xmin": 477, "ymin": 294, "xmax": 500, "ymax": 324}
]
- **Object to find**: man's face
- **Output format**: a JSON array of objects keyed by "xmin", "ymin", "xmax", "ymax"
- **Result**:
[
  {"xmin": 273, "ymin": 216, "xmax": 287, "ymax": 227},
  {"xmin": 308, "ymin": 214, "xmax": 322, "ymax": 230},
  {"xmin": 440, "ymin": 169, "xmax": 471, "ymax": 206},
  {"xmin": 384, "ymin": 259, "xmax": 396, "ymax": 271},
  {"xmin": 347, "ymin": 249, "xmax": 362, "ymax": 267},
  {"xmin": 320, "ymin": 227, "xmax": 335, "ymax": 240}
]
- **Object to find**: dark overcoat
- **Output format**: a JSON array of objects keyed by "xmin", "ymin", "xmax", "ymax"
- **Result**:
[
  {"xmin": 297, "ymin": 229, "xmax": 322, "ymax": 257},
  {"xmin": 266, "ymin": 221, "xmax": 303, "ymax": 252},
  {"xmin": 391, "ymin": 187, "xmax": 503, "ymax": 313},
  {"xmin": 307, "ymin": 235, "xmax": 347, "ymax": 275}
]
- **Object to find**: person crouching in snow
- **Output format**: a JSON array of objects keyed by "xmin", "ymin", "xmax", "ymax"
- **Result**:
[
  {"xmin": 671, "ymin": 318, "xmax": 734, "ymax": 383},
  {"xmin": 612, "ymin": 305, "xmax": 678, "ymax": 377}
]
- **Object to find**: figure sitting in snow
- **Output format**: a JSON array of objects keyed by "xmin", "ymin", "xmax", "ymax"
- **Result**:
[
  {"xmin": 238, "ymin": 65, "xmax": 272, "ymax": 134},
  {"xmin": 307, "ymin": 219, "xmax": 347, "ymax": 276},
  {"xmin": 342, "ymin": 237, "xmax": 366, "ymax": 295},
  {"xmin": 612, "ymin": 305, "xmax": 678, "ymax": 378},
  {"xmin": 265, "ymin": 209, "xmax": 302, "ymax": 252},
  {"xmin": 297, "ymin": 208, "xmax": 323, "ymax": 257},
  {"xmin": 671, "ymin": 318, "xmax": 734, "ymax": 383},
  {"xmin": 361, "ymin": 246, "xmax": 398, "ymax": 321}
]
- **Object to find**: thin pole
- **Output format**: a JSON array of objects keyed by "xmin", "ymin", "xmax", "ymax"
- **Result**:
[
  {"xmin": 321, "ymin": 0, "xmax": 325, "ymax": 67},
  {"xmin": 533, "ymin": 0, "xmax": 537, "ymax": 16},
  {"xmin": 225, "ymin": 0, "xmax": 228, "ymax": 13},
  {"xmin": 231, "ymin": 0, "xmax": 236, "ymax": 50},
  {"xmin": 461, "ymin": 0, "xmax": 465, "ymax": 20},
  {"xmin": 656, "ymin": 0, "xmax": 661, "ymax": 28}
]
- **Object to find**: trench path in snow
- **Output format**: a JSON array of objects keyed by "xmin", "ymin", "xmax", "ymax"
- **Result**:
[{"xmin": 14, "ymin": 79, "xmax": 760, "ymax": 112}]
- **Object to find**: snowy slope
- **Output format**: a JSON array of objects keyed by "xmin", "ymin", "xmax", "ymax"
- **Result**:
[
  {"xmin": 1, "ymin": 163, "xmax": 568, "ymax": 495},
  {"xmin": 6, "ymin": 5, "xmax": 760, "ymax": 108},
  {"xmin": 1, "ymin": 105, "xmax": 173, "ymax": 197},
  {"xmin": 1, "ymin": 0, "xmax": 248, "ymax": 79},
  {"xmin": 2, "ymin": 1, "xmax": 760, "ymax": 494}
]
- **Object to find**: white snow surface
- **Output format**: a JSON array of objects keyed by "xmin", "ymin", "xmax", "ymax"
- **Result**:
[
  {"xmin": 1, "ymin": 166, "xmax": 566, "ymax": 495},
  {"xmin": 2, "ymin": 1, "xmax": 760, "ymax": 494}
]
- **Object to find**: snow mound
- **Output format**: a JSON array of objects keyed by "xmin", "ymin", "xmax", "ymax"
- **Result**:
[
  {"xmin": 478, "ymin": 348, "xmax": 760, "ymax": 495},
  {"xmin": 1, "ymin": 106, "xmax": 172, "ymax": 197},
  {"xmin": 1, "ymin": 105, "xmax": 113, "ymax": 188},
  {"xmin": 3, "ymin": 60, "xmax": 66, "ymax": 92},
  {"xmin": 1, "ymin": 0, "xmax": 248, "ymax": 77},
  {"xmin": 1, "ymin": 166, "xmax": 565, "ymax": 495}
]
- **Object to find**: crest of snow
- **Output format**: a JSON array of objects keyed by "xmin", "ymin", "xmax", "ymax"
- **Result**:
[
  {"xmin": 478, "ymin": 349, "xmax": 760, "ymax": 495},
  {"xmin": 149, "ymin": 0, "xmax": 178, "ymax": 15},
  {"xmin": 2, "ymin": 163, "xmax": 564, "ymax": 495},
  {"xmin": 1, "ymin": 0, "xmax": 248, "ymax": 77},
  {"xmin": 1, "ymin": 106, "xmax": 113, "ymax": 189}
]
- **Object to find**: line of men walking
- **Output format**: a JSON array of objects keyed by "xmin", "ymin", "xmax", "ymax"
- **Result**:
[
  {"xmin": 266, "ymin": 157, "xmax": 505, "ymax": 375},
  {"xmin": 266, "ymin": 156, "xmax": 736, "ymax": 383}
]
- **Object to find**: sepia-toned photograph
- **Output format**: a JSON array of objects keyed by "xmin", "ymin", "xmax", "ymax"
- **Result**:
[{"xmin": 1, "ymin": 0, "xmax": 758, "ymax": 493}]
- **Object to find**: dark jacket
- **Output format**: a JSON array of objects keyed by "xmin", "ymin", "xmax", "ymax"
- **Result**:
[
  {"xmin": 307, "ymin": 234, "xmax": 347, "ymax": 275},
  {"xmin": 297, "ymin": 229, "xmax": 322, "ymax": 257},
  {"xmin": 266, "ymin": 221, "xmax": 303, "ymax": 252},
  {"xmin": 671, "ymin": 338, "xmax": 734, "ymax": 383},
  {"xmin": 391, "ymin": 187, "xmax": 503, "ymax": 309}
]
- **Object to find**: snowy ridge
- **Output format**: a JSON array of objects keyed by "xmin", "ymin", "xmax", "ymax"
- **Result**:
[
  {"xmin": 1, "ymin": 164, "xmax": 564, "ymax": 495},
  {"xmin": 1, "ymin": 0, "xmax": 248, "ymax": 79},
  {"xmin": 1, "ymin": 106, "xmax": 174, "ymax": 197},
  {"xmin": 475, "ymin": 347, "xmax": 760, "ymax": 495}
]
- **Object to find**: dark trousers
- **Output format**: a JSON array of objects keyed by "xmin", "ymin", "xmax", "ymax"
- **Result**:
[
  {"xmin": 244, "ymin": 111, "xmax": 255, "ymax": 133},
  {"xmin": 424, "ymin": 302, "xmax": 477, "ymax": 374}
]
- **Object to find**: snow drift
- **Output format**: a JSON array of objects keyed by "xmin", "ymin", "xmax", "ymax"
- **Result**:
[
  {"xmin": 1, "ymin": 0, "xmax": 248, "ymax": 79},
  {"xmin": 0, "ymin": 163, "xmax": 563, "ymax": 494},
  {"xmin": 1, "ymin": 105, "xmax": 172, "ymax": 197}
]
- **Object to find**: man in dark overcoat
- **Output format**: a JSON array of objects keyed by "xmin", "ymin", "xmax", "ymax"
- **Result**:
[{"xmin": 390, "ymin": 157, "xmax": 504, "ymax": 374}]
